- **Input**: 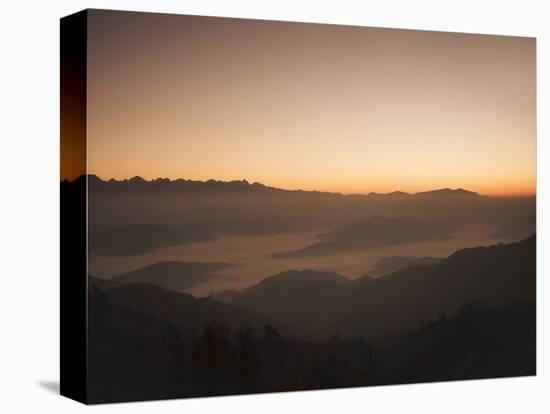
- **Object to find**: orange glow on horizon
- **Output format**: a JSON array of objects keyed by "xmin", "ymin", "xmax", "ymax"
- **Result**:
[
  {"xmin": 87, "ymin": 171, "xmax": 535, "ymax": 198},
  {"xmin": 85, "ymin": 12, "xmax": 536, "ymax": 199}
]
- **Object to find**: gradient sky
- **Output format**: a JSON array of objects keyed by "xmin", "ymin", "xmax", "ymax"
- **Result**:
[{"xmin": 86, "ymin": 10, "xmax": 536, "ymax": 196}]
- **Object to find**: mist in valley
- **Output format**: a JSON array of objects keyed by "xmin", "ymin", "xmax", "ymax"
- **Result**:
[
  {"xmin": 90, "ymin": 223, "xmax": 513, "ymax": 297},
  {"xmin": 87, "ymin": 177, "xmax": 535, "ymax": 297},
  {"xmin": 77, "ymin": 177, "xmax": 536, "ymax": 402}
]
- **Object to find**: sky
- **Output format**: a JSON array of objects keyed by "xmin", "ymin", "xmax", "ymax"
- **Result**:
[{"xmin": 84, "ymin": 10, "xmax": 536, "ymax": 196}]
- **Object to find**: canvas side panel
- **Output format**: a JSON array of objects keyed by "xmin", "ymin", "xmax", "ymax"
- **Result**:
[{"xmin": 60, "ymin": 9, "xmax": 88, "ymax": 404}]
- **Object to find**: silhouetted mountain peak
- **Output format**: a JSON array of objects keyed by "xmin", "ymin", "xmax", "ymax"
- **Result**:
[
  {"xmin": 244, "ymin": 235, "xmax": 535, "ymax": 339},
  {"xmin": 128, "ymin": 176, "xmax": 146, "ymax": 183},
  {"xmin": 104, "ymin": 281, "xmax": 288, "ymax": 336},
  {"xmin": 275, "ymin": 215, "xmax": 463, "ymax": 258},
  {"xmin": 87, "ymin": 174, "xmax": 103, "ymax": 183},
  {"xmin": 368, "ymin": 190, "xmax": 411, "ymax": 197},
  {"xmin": 66, "ymin": 174, "xmax": 104, "ymax": 186},
  {"xmin": 111, "ymin": 261, "xmax": 234, "ymax": 291},
  {"xmin": 67, "ymin": 174, "xmax": 483, "ymax": 198},
  {"xmin": 441, "ymin": 234, "xmax": 535, "ymax": 269},
  {"xmin": 245, "ymin": 270, "xmax": 349, "ymax": 293},
  {"xmin": 414, "ymin": 188, "xmax": 479, "ymax": 197}
]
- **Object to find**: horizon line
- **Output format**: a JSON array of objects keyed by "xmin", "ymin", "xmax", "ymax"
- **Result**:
[{"xmin": 61, "ymin": 173, "xmax": 537, "ymax": 198}]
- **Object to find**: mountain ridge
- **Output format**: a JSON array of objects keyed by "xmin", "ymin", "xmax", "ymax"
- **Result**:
[
  {"xmin": 65, "ymin": 174, "xmax": 482, "ymax": 198},
  {"xmin": 224, "ymin": 235, "xmax": 535, "ymax": 338},
  {"xmin": 274, "ymin": 215, "xmax": 462, "ymax": 258},
  {"xmin": 104, "ymin": 282, "xmax": 290, "ymax": 338},
  {"xmin": 98, "ymin": 261, "xmax": 234, "ymax": 292}
]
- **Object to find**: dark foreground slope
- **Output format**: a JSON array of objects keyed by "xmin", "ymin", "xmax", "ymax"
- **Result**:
[
  {"xmin": 103, "ymin": 282, "xmax": 287, "ymax": 337},
  {"xmin": 86, "ymin": 236, "xmax": 535, "ymax": 402},
  {"xmin": 219, "ymin": 270, "xmax": 351, "ymax": 334},
  {"xmin": 229, "ymin": 235, "xmax": 535, "ymax": 338},
  {"xmin": 377, "ymin": 302, "xmax": 535, "ymax": 384},
  {"xmin": 335, "ymin": 234, "xmax": 535, "ymax": 338},
  {"xmin": 88, "ymin": 287, "xmax": 534, "ymax": 403}
]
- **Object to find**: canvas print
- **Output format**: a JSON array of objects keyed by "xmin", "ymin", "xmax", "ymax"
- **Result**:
[{"xmin": 60, "ymin": 9, "xmax": 536, "ymax": 404}]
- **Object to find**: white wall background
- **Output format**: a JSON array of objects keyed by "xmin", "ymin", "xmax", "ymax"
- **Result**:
[{"xmin": 0, "ymin": 0, "xmax": 548, "ymax": 412}]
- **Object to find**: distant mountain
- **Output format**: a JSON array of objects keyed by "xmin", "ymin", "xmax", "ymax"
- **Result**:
[
  {"xmin": 89, "ymin": 202, "xmax": 322, "ymax": 257},
  {"xmin": 274, "ymin": 215, "xmax": 462, "ymax": 258},
  {"xmin": 90, "ymin": 223, "xmax": 217, "ymax": 256},
  {"xmin": 367, "ymin": 190, "xmax": 411, "ymax": 198},
  {"xmin": 105, "ymin": 282, "xmax": 288, "ymax": 337},
  {"xmin": 84, "ymin": 174, "xmax": 278, "ymax": 194},
  {"xmin": 369, "ymin": 256, "xmax": 442, "ymax": 276},
  {"xmin": 223, "ymin": 270, "xmax": 350, "ymax": 335},
  {"xmin": 229, "ymin": 235, "xmax": 535, "ymax": 339},
  {"xmin": 335, "ymin": 234, "xmax": 535, "ymax": 338},
  {"xmin": 69, "ymin": 174, "xmax": 481, "ymax": 199},
  {"xmin": 414, "ymin": 188, "xmax": 479, "ymax": 197},
  {"xmin": 368, "ymin": 188, "xmax": 479, "ymax": 198},
  {"xmin": 317, "ymin": 215, "xmax": 461, "ymax": 243},
  {"xmin": 367, "ymin": 189, "xmax": 480, "ymax": 198},
  {"xmin": 108, "ymin": 261, "xmax": 233, "ymax": 292},
  {"xmin": 244, "ymin": 270, "xmax": 349, "ymax": 293}
]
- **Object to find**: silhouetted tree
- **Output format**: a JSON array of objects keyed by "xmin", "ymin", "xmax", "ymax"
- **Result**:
[
  {"xmin": 87, "ymin": 288, "xmax": 535, "ymax": 403},
  {"xmin": 234, "ymin": 324, "xmax": 261, "ymax": 392},
  {"xmin": 191, "ymin": 320, "xmax": 233, "ymax": 395}
]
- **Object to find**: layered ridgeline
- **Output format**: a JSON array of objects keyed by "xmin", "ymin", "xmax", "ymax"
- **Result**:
[
  {"xmin": 87, "ymin": 236, "xmax": 536, "ymax": 402},
  {"xmin": 368, "ymin": 255, "xmax": 443, "ymax": 276},
  {"xmin": 89, "ymin": 277, "xmax": 289, "ymax": 339},
  {"xmin": 274, "ymin": 215, "xmax": 462, "ymax": 258},
  {"xmin": 218, "ymin": 235, "xmax": 536, "ymax": 338},
  {"xmin": 90, "ymin": 235, "xmax": 536, "ymax": 340},
  {"xmin": 63, "ymin": 175, "xmax": 536, "ymax": 256},
  {"xmin": 69, "ymin": 174, "xmax": 481, "ymax": 196},
  {"xmin": 91, "ymin": 261, "xmax": 234, "ymax": 292}
]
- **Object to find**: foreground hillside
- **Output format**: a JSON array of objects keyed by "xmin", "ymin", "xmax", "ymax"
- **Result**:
[
  {"xmin": 224, "ymin": 235, "xmax": 535, "ymax": 338},
  {"xmin": 90, "ymin": 281, "xmax": 288, "ymax": 338},
  {"xmin": 87, "ymin": 235, "xmax": 536, "ymax": 402},
  {"xmin": 88, "ymin": 290, "xmax": 534, "ymax": 403}
]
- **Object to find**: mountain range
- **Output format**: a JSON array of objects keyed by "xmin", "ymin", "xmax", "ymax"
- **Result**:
[
  {"xmin": 90, "ymin": 281, "xmax": 288, "ymax": 339},
  {"xmin": 274, "ymin": 215, "xmax": 462, "ymax": 258},
  {"xmin": 93, "ymin": 261, "xmax": 234, "ymax": 292},
  {"xmin": 221, "ymin": 235, "xmax": 535, "ymax": 338},
  {"xmin": 68, "ymin": 174, "xmax": 481, "ymax": 198},
  {"xmin": 90, "ymin": 235, "xmax": 535, "ymax": 340},
  {"xmin": 74, "ymin": 174, "xmax": 535, "ymax": 258},
  {"xmin": 368, "ymin": 255, "xmax": 442, "ymax": 276},
  {"xmin": 87, "ymin": 235, "xmax": 536, "ymax": 402}
]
